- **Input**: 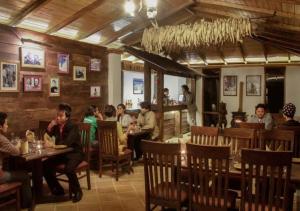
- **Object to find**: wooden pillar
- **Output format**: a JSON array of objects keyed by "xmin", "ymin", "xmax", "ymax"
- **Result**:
[
  {"xmin": 144, "ymin": 62, "xmax": 151, "ymax": 102},
  {"xmin": 157, "ymin": 69, "xmax": 164, "ymax": 139}
]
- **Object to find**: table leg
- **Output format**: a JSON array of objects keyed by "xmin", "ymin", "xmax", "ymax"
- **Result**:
[{"xmin": 31, "ymin": 159, "xmax": 43, "ymax": 198}]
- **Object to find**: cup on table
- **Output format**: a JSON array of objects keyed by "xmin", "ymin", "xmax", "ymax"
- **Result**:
[{"xmin": 20, "ymin": 140, "xmax": 29, "ymax": 154}]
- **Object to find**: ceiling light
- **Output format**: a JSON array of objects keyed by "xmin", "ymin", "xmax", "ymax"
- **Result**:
[
  {"xmin": 124, "ymin": 0, "xmax": 135, "ymax": 17},
  {"xmin": 145, "ymin": 0, "xmax": 158, "ymax": 8}
]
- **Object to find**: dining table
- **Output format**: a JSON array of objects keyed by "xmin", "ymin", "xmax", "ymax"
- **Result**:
[
  {"xmin": 127, "ymin": 130, "xmax": 151, "ymax": 160},
  {"xmin": 17, "ymin": 145, "xmax": 73, "ymax": 202}
]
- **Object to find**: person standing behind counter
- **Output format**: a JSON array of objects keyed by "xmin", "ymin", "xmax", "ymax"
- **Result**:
[{"xmin": 181, "ymin": 85, "xmax": 197, "ymax": 126}]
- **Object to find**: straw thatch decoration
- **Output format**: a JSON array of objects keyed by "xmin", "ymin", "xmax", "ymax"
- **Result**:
[{"xmin": 141, "ymin": 18, "xmax": 252, "ymax": 55}]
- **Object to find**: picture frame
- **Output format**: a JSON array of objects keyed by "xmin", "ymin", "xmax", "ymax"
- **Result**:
[
  {"xmin": 23, "ymin": 75, "xmax": 43, "ymax": 92},
  {"xmin": 90, "ymin": 86, "xmax": 101, "ymax": 98},
  {"xmin": 0, "ymin": 62, "xmax": 18, "ymax": 92},
  {"xmin": 90, "ymin": 58, "xmax": 101, "ymax": 71},
  {"xmin": 133, "ymin": 78, "xmax": 144, "ymax": 94},
  {"xmin": 57, "ymin": 53, "xmax": 69, "ymax": 73},
  {"xmin": 21, "ymin": 47, "xmax": 45, "ymax": 68},
  {"xmin": 73, "ymin": 66, "xmax": 86, "ymax": 81},
  {"xmin": 223, "ymin": 75, "xmax": 237, "ymax": 96},
  {"xmin": 49, "ymin": 77, "xmax": 60, "ymax": 97},
  {"xmin": 246, "ymin": 75, "xmax": 261, "ymax": 96}
]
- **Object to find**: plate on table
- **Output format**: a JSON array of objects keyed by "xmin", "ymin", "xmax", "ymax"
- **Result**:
[
  {"xmin": 54, "ymin": 145, "xmax": 67, "ymax": 149},
  {"xmin": 292, "ymin": 158, "xmax": 300, "ymax": 164}
]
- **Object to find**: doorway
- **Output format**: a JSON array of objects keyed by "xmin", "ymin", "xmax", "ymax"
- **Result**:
[{"xmin": 265, "ymin": 67, "xmax": 285, "ymax": 113}]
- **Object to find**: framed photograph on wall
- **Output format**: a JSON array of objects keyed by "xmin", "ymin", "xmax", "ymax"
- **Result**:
[
  {"xmin": 246, "ymin": 75, "xmax": 261, "ymax": 96},
  {"xmin": 49, "ymin": 77, "xmax": 60, "ymax": 97},
  {"xmin": 223, "ymin": 75, "xmax": 237, "ymax": 96},
  {"xmin": 0, "ymin": 62, "xmax": 18, "ymax": 92},
  {"xmin": 90, "ymin": 86, "xmax": 101, "ymax": 98},
  {"xmin": 21, "ymin": 47, "xmax": 45, "ymax": 68},
  {"xmin": 90, "ymin": 58, "xmax": 101, "ymax": 71},
  {"xmin": 58, "ymin": 53, "xmax": 69, "ymax": 73},
  {"xmin": 23, "ymin": 75, "xmax": 42, "ymax": 92},
  {"xmin": 133, "ymin": 78, "xmax": 144, "ymax": 94},
  {"xmin": 73, "ymin": 66, "xmax": 86, "ymax": 81}
]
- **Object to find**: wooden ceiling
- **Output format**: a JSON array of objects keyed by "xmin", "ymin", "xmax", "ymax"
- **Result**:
[{"xmin": 0, "ymin": 0, "xmax": 300, "ymax": 66}]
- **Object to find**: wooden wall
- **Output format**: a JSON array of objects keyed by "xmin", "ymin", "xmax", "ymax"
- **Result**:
[{"xmin": 0, "ymin": 24, "xmax": 108, "ymax": 135}]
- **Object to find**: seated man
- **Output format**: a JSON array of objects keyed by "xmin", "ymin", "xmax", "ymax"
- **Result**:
[
  {"xmin": 248, "ymin": 103, "xmax": 273, "ymax": 130},
  {"xmin": 0, "ymin": 112, "xmax": 32, "ymax": 209},
  {"xmin": 43, "ymin": 103, "xmax": 83, "ymax": 202},
  {"xmin": 137, "ymin": 101, "xmax": 159, "ymax": 140},
  {"xmin": 281, "ymin": 103, "xmax": 300, "ymax": 126}
]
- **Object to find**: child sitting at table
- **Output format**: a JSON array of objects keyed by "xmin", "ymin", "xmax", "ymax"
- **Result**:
[{"xmin": 0, "ymin": 112, "xmax": 32, "ymax": 209}]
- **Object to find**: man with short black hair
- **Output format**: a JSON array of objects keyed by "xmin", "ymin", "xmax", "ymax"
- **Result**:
[
  {"xmin": 248, "ymin": 103, "xmax": 273, "ymax": 130},
  {"xmin": 0, "ymin": 112, "xmax": 33, "ymax": 209},
  {"xmin": 43, "ymin": 103, "xmax": 84, "ymax": 202}
]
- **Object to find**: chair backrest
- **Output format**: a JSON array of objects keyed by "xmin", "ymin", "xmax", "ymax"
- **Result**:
[
  {"xmin": 261, "ymin": 129, "xmax": 294, "ymax": 152},
  {"xmin": 186, "ymin": 144, "xmax": 230, "ymax": 210},
  {"xmin": 236, "ymin": 122, "xmax": 265, "ymax": 148},
  {"xmin": 141, "ymin": 141, "xmax": 182, "ymax": 204},
  {"xmin": 240, "ymin": 149, "xmax": 292, "ymax": 211},
  {"xmin": 97, "ymin": 120, "xmax": 119, "ymax": 157},
  {"xmin": 278, "ymin": 125, "xmax": 300, "ymax": 157},
  {"xmin": 191, "ymin": 126, "xmax": 219, "ymax": 145},
  {"xmin": 223, "ymin": 128, "xmax": 256, "ymax": 155},
  {"xmin": 78, "ymin": 122, "xmax": 91, "ymax": 162}
]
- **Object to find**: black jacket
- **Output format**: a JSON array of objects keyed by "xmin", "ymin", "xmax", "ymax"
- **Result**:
[
  {"xmin": 281, "ymin": 120, "xmax": 300, "ymax": 127},
  {"xmin": 47, "ymin": 120, "xmax": 83, "ymax": 160}
]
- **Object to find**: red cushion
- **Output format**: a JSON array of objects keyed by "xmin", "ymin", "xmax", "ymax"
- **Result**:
[{"xmin": 0, "ymin": 182, "xmax": 21, "ymax": 194}]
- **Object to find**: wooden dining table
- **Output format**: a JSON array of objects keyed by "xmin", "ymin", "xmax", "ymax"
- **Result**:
[
  {"xmin": 17, "ymin": 146, "xmax": 73, "ymax": 202},
  {"xmin": 127, "ymin": 130, "xmax": 151, "ymax": 160}
]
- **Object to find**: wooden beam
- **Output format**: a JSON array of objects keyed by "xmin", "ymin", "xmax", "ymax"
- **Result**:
[
  {"xmin": 238, "ymin": 42, "xmax": 247, "ymax": 63},
  {"xmin": 46, "ymin": 0, "xmax": 106, "ymax": 34},
  {"xmin": 197, "ymin": 51, "xmax": 208, "ymax": 65},
  {"xmin": 218, "ymin": 48, "xmax": 226, "ymax": 64},
  {"xmin": 262, "ymin": 43, "xmax": 268, "ymax": 63},
  {"xmin": 195, "ymin": 0, "xmax": 300, "ymax": 21},
  {"xmin": 77, "ymin": 12, "xmax": 125, "ymax": 40},
  {"xmin": 9, "ymin": 0, "xmax": 53, "ymax": 26},
  {"xmin": 101, "ymin": 1, "xmax": 195, "ymax": 45}
]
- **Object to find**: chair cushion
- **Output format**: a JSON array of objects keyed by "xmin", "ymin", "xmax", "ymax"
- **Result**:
[
  {"xmin": 56, "ymin": 160, "xmax": 89, "ymax": 172},
  {"xmin": 0, "ymin": 182, "xmax": 21, "ymax": 194},
  {"xmin": 192, "ymin": 190, "xmax": 237, "ymax": 208},
  {"xmin": 151, "ymin": 182, "xmax": 187, "ymax": 202}
]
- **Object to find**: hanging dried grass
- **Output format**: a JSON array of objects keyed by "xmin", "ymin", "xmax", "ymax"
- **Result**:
[{"xmin": 141, "ymin": 18, "xmax": 252, "ymax": 54}]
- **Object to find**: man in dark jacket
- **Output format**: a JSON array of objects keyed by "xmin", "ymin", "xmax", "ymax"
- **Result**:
[
  {"xmin": 281, "ymin": 103, "xmax": 300, "ymax": 126},
  {"xmin": 43, "ymin": 103, "xmax": 83, "ymax": 202}
]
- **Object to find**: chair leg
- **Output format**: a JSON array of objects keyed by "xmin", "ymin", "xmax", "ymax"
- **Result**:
[
  {"xmin": 68, "ymin": 182, "xmax": 72, "ymax": 199},
  {"xmin": 16, "ymin": 188, "xmax": 20, "ymax": 211},
  {"xmin": 116, "ymin": 160, "xmax": 119, "ymax": 181},
  {"xmin": 145, "ymin": 200, "xmax": 151, "ymax": 211},
  {"xmin": 99, "ymin": 158, "xmax": 103, "ymax": 178},
  {"xmin": 86, "ymin": 168, "xmax": 91, "ymax": 190}
]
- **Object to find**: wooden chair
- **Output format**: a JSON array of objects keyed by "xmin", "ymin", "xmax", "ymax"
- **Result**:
[
  {"xmin": 186, "ymin": 144, "xmax": 237, "ymax": 211},
  {"xmin": 56, "ymin": 123, "xmax": 91, "ymax": 191},
  {"xmin": 278, "ymin": 125, "xmax": 300, "ymax": 157},
  {"xmin": 223, "ymin": 128, "xmax": 256, "ymax": 155},
  {"xmin": 97, "ymin": 120, "xmax": 132, "ymax": 181},
  {"xmin": 141, "ymin": 141, "xmax": 187, "ymax": 211},
  {"xmin": 261, "ymin": 129, "xmax": 294, "ymax": 152},
  {"xmin": 236, "ymin": 122, "xmax": 265, "ymax": 148},
  {"xmin": 240, "ymin": 149, "xmax": 293, "ymax": 211},
  {"xmin": 0, "ymin": 182, "xmax": 21, "ymax": 211},
  {"xmin": 191, "ymin": 126, "xmax": 219, "ymax": 145}
]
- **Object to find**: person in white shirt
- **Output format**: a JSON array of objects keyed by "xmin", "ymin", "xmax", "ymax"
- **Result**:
[{"xmin": 117, "ymin": 104, "xmax": 132, "ymax": 128}]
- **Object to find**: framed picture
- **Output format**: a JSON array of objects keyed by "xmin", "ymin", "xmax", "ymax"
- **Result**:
[
  {"xmin": 73, "ymin": 66, "xmax": 86, "ymax": 81},
  {"xmin": 23, "ymin": 75, "xmax": 42, "ymax": 92},
  {"xmin": 0, "ymin": 62, "xmax": 18, "ymax": 92},
  {"xmin": 21, "ymin": 47, "xmax": 45, "ymax": 68},
  {"xmin": 133, "ymin": 78, "xmax": 144, "ymax": 94},
  {"xmin": 90, "ymin": 58, "xmax": 101, "ymax": 71},
  {"xmin": 90, "ymin": 86, "xmax": 101, "ymax": 98},
  {"xmin": 58, "ymin": 53, "xmax": 69, "ymax": 73},
  {"xmin": 246, "ymin": 75, "xmax": 261, "ymax": 96},
  {"xmin": 49, "ymin": 77, "xmax": 60, "ymax": 97},
  {"xmin": 223, "ymin": 75, "xmax": 237, "ymax": 96}
]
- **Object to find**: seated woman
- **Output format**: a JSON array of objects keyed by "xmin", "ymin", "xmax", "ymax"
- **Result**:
[
  {"xmin": 117, "ymin": 103, "xmax": 132, "ymax": 128},
  {"xmin": 137, "ymin": 101, "xmax": 159, "ymax": 140},
  {"xmin": 0, "ymin": 112, "xmax": 32, "ymax": 209},
  {"xmin": 281, "ymin": 103, "xmax": 300, "ymax": 126},
  {"xmin": 104, "ymin": 105, "xmax": 133, "ymax": 153},
  {"xmin": 91, "ymin": 105, "xmax": 104, "ymax": 120},
  {"xmin": 83, "ymin": 106, "xmax": 98, "ymax": 145}
]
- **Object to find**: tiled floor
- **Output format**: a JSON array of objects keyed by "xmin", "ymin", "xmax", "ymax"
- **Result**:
[{"xmin": 5, "ymin": 163, "xmax": 300, "ymax": 211}]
